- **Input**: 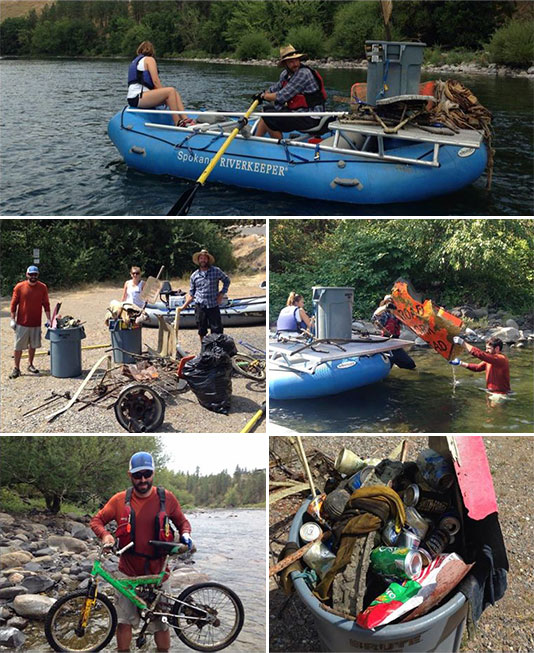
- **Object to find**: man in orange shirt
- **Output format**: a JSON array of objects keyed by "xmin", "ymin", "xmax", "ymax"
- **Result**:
[
  {"xmin": 90, "ymin": 452, "xmax": 192, "ymax": 653},
  {"xmin": 9, "ymin": 266, "xmax": 51, "ymax": 379},
  {"xmin": 450, "ymin": 336, "xmax": 511, "ymax": 394}
]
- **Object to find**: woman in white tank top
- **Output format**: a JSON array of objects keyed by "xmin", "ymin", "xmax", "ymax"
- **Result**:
[{"xmin": 121, "ymin": 266, "xmax": 145, "ymax": 308}]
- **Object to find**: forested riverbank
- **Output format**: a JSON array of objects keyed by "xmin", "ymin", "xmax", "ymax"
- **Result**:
[{"xmin": 1, "ymin": 0, "xmax": 533, "ymax": 70}]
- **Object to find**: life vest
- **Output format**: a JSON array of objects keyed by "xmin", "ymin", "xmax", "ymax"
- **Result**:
[
  {"xmin": 381, "ymin": 312, "xmax": 401, "ymax": 338},
  {"xmin": 115, "ymin": 486, "xmax": 174, "ymax": 559},
  {"xmin": 277, "ymin": 305, "xmax": 303, "ymax": 332},
  {"xmin": 127, "ymin": 55, "xmax": 155, "ymax": 90},
  {"xmin": 282, "ymin": 64, "xmax": 327, "ymax": 110}
]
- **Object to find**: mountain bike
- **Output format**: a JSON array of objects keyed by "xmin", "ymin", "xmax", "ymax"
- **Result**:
[
  {"xmin": 44, "ymin": 541, "xmax": 244, "ymax": 652},
  {"xmin": 231, "ymin": 341, "xmax": 266, "ymax": 381}
]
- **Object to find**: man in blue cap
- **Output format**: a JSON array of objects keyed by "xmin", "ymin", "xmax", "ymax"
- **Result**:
[
  {"xmin": 91, "ymin": 452, "xmax": 193, "ymax": 652},
  {"xmin": 9, "ymin": 266, "xmax": 51, "ymax": 379}
]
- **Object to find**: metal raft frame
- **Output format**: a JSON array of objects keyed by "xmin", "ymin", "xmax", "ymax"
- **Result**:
[{"xmin": 124, "ymin": 108, "xmax": 484, "ymax": 169}]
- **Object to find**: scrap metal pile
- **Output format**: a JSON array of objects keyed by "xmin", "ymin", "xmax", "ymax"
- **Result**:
[{"xmin": 272, "ymin": 442, "xmax": 474, "ymax": 630}]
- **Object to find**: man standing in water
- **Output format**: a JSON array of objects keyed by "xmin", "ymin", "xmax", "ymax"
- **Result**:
[
  {"xmin": 180, "ymin": 249, "xmax": 231, "ymax": 343},
  {"xmin": 450, "ymin": 336, "xmax": 511, "ymax": 394},
  {"xmin": 9, "ymin": 265, "xmax": 51, "ymax": 379},
  {"xmin": 90, "ymin": 452, "xmax": 193, "ymax": 653}
]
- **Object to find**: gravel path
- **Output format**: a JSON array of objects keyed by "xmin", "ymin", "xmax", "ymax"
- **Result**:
[
  {"xmin": 269, "ymin": 435, "xmax": 534, "ymax": 653},
  {"xmin": 1, "ymin": 274, "xmax": 266, "ymax": 433}
]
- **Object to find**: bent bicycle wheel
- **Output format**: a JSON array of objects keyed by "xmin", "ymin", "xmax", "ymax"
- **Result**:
[
  {"xmin": 231, "ymin": 354, "xmax": 266, "ymax": 381},
  {"xmin": 44, "ymin": 589, "xmax": 117, "ymax": 652},
  {"xmin": 171, "ymin": 582, "xmax": 244, "ymax": 652},
  {"xmin": 114, "ymin": 383, "xmax": 165, "ymax": 432}
]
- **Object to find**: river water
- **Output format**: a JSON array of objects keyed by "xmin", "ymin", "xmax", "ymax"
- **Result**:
[
  {"xmin": 269, "ymin": 345, "xmax": 534, "ymax": 433},
  {"xmin": 23, "ymin": 508, "xmax": 265, "ymax": 652},
  {"xmin": 0, "ymin": 58, "xmax": 532, "ymax": 216}
]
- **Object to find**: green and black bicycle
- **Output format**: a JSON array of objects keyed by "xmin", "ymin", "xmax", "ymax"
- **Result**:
[{"xmin": 44, "ymin": 541, "xmax": 244, "ymax": 652}]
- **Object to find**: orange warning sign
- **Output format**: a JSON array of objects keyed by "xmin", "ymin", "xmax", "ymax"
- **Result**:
[{"xmin": 390, "ymin": 279, "xmax": 464, "ymax": 360}]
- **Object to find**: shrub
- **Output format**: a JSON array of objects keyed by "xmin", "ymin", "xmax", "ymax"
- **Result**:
[
  {"xmin": 235, "ymin": 32, "xmax": 272, "ymax": 61},
  {"xmin": 286, "ymin": 25, "xmax": 326, "ymax": 60},
  {"xmin": 329, "ymin": 2, "xmax": 383, "ymax": 60},
  {"xmin": 488, "ymin": 18, "xmax": 534, "ymax": 67}
]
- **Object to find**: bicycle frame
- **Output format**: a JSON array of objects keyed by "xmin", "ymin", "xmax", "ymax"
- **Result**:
[{"xmin": 238, "ymin": 340, "xmax": 266, "ymax": 358}]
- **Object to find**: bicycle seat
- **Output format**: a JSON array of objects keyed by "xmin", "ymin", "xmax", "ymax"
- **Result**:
[{"xmin": 149, "ymin": 540, "xmax": 189, "ymax": 555}]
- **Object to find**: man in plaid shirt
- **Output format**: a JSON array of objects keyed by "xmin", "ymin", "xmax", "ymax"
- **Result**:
[
  {"xmin": 180, "ymin": 249, "xmax": 230, "ymax": 342},
  {"xmin": 256, "ymin": 44, "xmax": 327, "ymax": 139}
]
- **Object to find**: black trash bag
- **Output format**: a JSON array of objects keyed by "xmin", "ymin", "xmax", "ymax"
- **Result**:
[
  {"xmin": 201, "ymin": 333, "xmax": 238, "ymax": 357},
  {"xmin": 181, "ymin": 347, "xmax": 233, "ymax": 415}
]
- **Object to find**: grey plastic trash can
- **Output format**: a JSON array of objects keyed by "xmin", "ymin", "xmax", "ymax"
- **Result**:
[
  {"xmin": 312, "ymin": 287, "xmax": 354, "ymax": 340},
  {"xmin": 365, "ymin": 40, "xmax": 426, "ymax": 105},
  {"xmin": 289, "ymin": 499, "xmax": 468, "ymax": 653},
  {"xmin": 109, "ymin": 319, "xmax": 142, "ymax": 364},
  {"xmin": 45, "ymin": 326, "xmax": 86, "ymax": 378}
]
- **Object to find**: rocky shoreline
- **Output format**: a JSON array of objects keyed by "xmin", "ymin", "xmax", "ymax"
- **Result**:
[{"xmin": 0, "ymin": 510, "xmax": 209, "ymax": 650}]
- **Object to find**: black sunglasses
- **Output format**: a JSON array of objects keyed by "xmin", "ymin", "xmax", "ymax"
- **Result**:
[{"xmin": 132, "ymin": 470, "xmax": 153, "ymax": 480}]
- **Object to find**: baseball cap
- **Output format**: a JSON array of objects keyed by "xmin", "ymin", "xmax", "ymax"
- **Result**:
[
  {"xmin": 129, "ymin": 452, "xmax": 155, "ymax": 474},
  {"xmin": 27, "ymin": 265, "xmax": 39, "ymax": 274}
]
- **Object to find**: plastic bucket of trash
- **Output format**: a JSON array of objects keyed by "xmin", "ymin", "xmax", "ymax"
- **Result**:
[
  {"xmin": 45, "ymin": 326, "xmax": 86, "ymax": 378},
  {"xmin": 289, "ymin": 498, "xmax": 468, "ymax": 653},
  {"xmin": 109, "ymin": 319, "xmax": 142, "ymax": 364}
]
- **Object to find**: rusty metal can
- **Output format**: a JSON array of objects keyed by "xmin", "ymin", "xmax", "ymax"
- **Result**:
[
  {"xmin": 402, "ymin": 483, "xmax": 450, "ymax": 514},
  {"xmin": 299, "ymin": 522, "xmax": 322, "ymax": 543}
]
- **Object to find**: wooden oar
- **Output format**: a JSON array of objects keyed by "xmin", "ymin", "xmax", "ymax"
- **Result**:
[{"xmin": 167, "ymin": 99, "xmax": 260, "ymax": 216}]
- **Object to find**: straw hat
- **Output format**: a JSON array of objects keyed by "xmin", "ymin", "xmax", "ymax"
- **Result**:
[
  {"xmin": 279, "ymin": 44, "xmax": 306, "ymax": 65},
  {"xmin": 192, "ymin": 249, "xmax": 215, "ymax": 265}
]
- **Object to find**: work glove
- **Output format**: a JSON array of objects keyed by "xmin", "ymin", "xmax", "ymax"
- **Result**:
[
  {"xmin": 453, "ymin": 336, "xmax": 464, "ymax": 345},
  {"xmin": 251, "ymin": 92, "xmax": 264, "ymax": 104},
  {"xmin": 449, "ymin": 358, "xmax": 462, "ymax": 366},
  {"xmin": 10, "ymin": 319, "xmax": 17, "ymax": 330},
  {"xmin": 180, "ymin": 533, "xmax": 193, "ymax": 551}
]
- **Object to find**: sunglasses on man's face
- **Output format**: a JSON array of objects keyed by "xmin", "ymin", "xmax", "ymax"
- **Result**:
[
  {"xmin": 131, "ymin": 272, "xmax": 140, "ymax": 276},
  {"xmin": 28, "ymin": 274, "xmax": 39, "ymax": 278},
  {"xmin": 132, "ymin": 470, "xmax": 153, "ymax": 480}
]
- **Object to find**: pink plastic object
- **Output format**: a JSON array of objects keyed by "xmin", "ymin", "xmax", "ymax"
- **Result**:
[{"xmin": 450, "ymin": 436, "xmax": 498, "ymax": 520}]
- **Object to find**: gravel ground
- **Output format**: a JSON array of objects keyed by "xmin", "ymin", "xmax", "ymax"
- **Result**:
[
  {"xmin": 0, "ymin": 274, "xmax": 266, "ymax": 433},
  {"xmin": 269, "ymin": 435, "xmax": 534, "ymax": 653}
]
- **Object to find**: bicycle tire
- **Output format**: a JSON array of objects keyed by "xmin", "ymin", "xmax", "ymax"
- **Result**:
[
  {"xmin": 231, "ymin": 354, "xmax": 266, "ymax": 381},
  {"xmin": 170, "ymin": 582, "xmax": 244, "ymax": 652},
  {"xmin": 44, "ymin": 589, "xmax": 117, "ymax": 652}
]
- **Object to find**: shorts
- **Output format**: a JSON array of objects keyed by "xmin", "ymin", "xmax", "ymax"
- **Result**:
[
  {"xmin": 127, "ymin": 95, "xmax": 140, "ymax": 108},
  {"xmin": 195, "ymin": 305, "xmax": 223, "ymax": 337},
  {"xmin": 14, "ymin": 325, "xmax": 41, "ymax": 351},
  {"xmin": 115, "ymin": 573, "xmax": 171, "ymax": 632},
  {"xmin": 263, "ymin": 114, "xmax": 320, "ymax": 134}
]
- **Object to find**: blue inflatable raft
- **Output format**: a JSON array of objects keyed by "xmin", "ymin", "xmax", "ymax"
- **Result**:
[
  {"xmin": 269, "ymin": 336, "xmax": 413, "ymax": 400},
  {"xmin": 108, "ymin": 108, "xmax": 487, "ymax": 206}
]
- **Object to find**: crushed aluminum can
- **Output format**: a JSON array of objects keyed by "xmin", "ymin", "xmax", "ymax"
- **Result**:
[
  {"xmin": 416, "ymin": 448, "xmax": 455, "ymax": 491},
  {"xmin": 346, "ymin": 466, "xmax": 375, "ymax": 491},
  {"xmin": 396, "ymin": 528, "xmax": 421, "ymax": 549},
  {"xmin": 370, "ymin": 546, "xmax": 422, "ymax": 580},
  {"xmin": 306, "ymin": 493, "xmax": 327, "ymax": 526},
  {"xmin": 299, "ymin": 522, "xmax": 323, "ymax": 543},
  {"xmin": 404, "ymin": 505, "xmax": 431, "ymax": 540},
  {"xmin": 302, "ymin": 541, "xmax": 336, "ymax": 579},
  {"xmin": 438, "ymin": 511, "xmax": 461, "ymax": 536},
  {"xmin": 381, "ymin": 520, "xmax": 401, "ymax": 547}
]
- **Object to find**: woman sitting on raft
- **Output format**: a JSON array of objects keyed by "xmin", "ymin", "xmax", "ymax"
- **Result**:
[
  {"xmin": 276, "ymin": 292, "xmax": 314, "ymax": 334},
  {"xmin": 127, "ymin": 41, "xmax": 194, "ymax": 128}
]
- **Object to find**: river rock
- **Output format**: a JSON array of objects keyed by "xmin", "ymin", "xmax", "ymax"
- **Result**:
[
  {"xmin": 0, "ymin": 586, "xmax": 28, "ymax": 600},
  {"xmin": 491, "ymin": 326, "xmax": 520, "ymax": 343},
  {"xmin": 47, "ymin": 535, "xmax": 88, "ymax": 554},
  {"xmin": 34, "ymin": 547, "xmax": 55, "ymax": 557},
  {"xmin": 71, "ymin": 525, "xmax": 94, "ymax": 541},
  {"xmin": 27, "ymin": 523, "xmax": 48, "ymax": 537},
  {"xmin": 0, "ymin": 515, "xmax": 15, "ymax": 529},
  {"xmin": 0, "ymin": 552, "xmax": 33, "ymax": 569},
  {"xmin": 0, "ymin": 626, "xmax": 26, "ymax": 648},
  {"xmin": 6, "ymin": 616, "xmax": 28, "ymax": 630},
  {"xmin": 21, "ymin": 575, "xmax": 55, "ymax": 593},
  {"xmin": 6, "ymin": 574, "xmax": 23, "ymax": 585},
  {"xmin": 13, "ymin": 594, "xmax": 55, "ymax": 618},
  {"xmin": 505, "ymin": 318, "xmax": 519, "ymax": 330}
]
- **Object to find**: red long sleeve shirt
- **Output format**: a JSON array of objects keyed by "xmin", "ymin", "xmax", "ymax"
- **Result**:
[
  {"xmin": 465, "ymin": 346, "xmax": 511, "ymax": 394},
  {"xmin": 90, "ymin": 487, "xmax": 191, "ymax": 577},
  {"xmin": 10, "ymin": 281, "xmax": 50, "ymax": 327}
]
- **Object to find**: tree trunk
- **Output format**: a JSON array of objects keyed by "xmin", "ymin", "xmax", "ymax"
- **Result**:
[{"xmin": 45, "ymin": 494, "xmax": 61, "ymax": 514}]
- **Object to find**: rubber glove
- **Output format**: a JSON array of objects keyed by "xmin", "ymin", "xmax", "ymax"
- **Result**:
[
  {"xmin": 453, "ymin": 336, "xmax": 464, "ymax": 345},
  {"xmin": 251, "ymin": 92, "xmax": 264, "ymax": 104},
  {"xmin": 180, "ymin": 533, "xmax": 193, "ymax": 550},
  {"xmin": 449, "ymin": 358, "xmax": 462, "ymax": 366},
  {"xmin": 10, "ymin": 319, "xmax": 17, "ymax": 330}
]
